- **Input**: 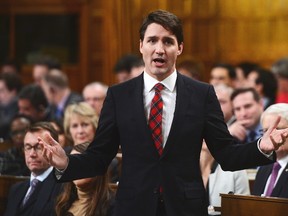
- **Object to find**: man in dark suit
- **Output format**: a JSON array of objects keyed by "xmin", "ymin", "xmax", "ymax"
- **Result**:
[
  {"xmin": 4, "ymin": 122, "xmax": 62, "ymax": 216},
  {"xmin": 40, "ymin": 10, "xmax": 288, "ymax": 216},
  {"xmin": 252, "ymin": 103, "xmax": 288, "ymax": 198}
]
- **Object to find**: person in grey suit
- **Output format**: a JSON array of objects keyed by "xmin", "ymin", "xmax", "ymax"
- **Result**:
[
  {"xmin": 252, "ymin": 103, "xmax": 288, "ymax": 198},
  {"xmin": 40, "ymin": 10, "xmax": 288, "ymax": 216},
  {"xmin": 4, "ymin": 122, "xmax": 62, "ymax": 216}
]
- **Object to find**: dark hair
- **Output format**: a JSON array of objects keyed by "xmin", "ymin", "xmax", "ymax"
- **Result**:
[
  {"xmin": 18, "ymin": 84, "xmax": 48, "ymax": 111},
  {"xmin": 139, "ymin": 10, "xmax": 183, "ymax": 45},
  {"xmin": 271, "ymin": 57, "xmax": 288, "ymax": 79},
  {"xmin": 0, "ymin": 73, "xmax": 22, "ymax": 92},
  {"xmin": 231, "ymin": 87, "xmax": 261, "ymax": 102},
  {"xmin": 213, "ymin": 63, "xmax": 236, "ymax": 80},
  {"xmin": 26, "ymin": 122, "xmax": 58, "ymax": 142},
  {"xmin": 236, "ymin": 62, "xmax": 259, "ymax": 78},
  {"xmin": 113, "ymin": 54, "xmax": 142, "ymax": 74},
  {"xmin": 254, "ymin": 68, "xmax": 278, "ymax": 105},
  {"xmin": 34, "ymin": 55, "xmax": 61, "ymax": 70},
  {"xmin": 177, "ymin": 59, "xmax": 204, "ymax": 80}
]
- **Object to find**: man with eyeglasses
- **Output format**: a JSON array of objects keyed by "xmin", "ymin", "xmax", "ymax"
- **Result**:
[{"xmin": 4, "ymin": 122, "xmax": 62, "ymax": 216}]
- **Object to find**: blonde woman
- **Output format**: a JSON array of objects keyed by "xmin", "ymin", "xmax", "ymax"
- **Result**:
[{"xmin": 64, "ymin": 102, "xmax": 99, "ymax": 146}]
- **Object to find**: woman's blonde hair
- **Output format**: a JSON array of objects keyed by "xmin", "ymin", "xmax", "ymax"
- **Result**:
[{"xmin": 63, "ymin": 102, "xmax": 99, "ymax": 141}]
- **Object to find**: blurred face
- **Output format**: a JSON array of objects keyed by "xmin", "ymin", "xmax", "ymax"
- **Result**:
[
  {"xmin": 262, "ymin": 114, "xmax": 288, "ymax": 159},
  {"xmin": 232, "ymin": 91, "xmax": 263, "ymax": 130},
  {"xmin": 18, "ymin": 99, "xmax": 43, "ymax": 121},
  {"xmin": 33, "ymin": 65, "xmax": 48, "ymax": 87},
  {"xmin": 83, "ymin": 86, "xmax": 106, "ymax": 115},
  {"xmin": 210, "ymin": 68, "xmax": 231, "ymax": 87},
  {"xmin": 10, "ymin": 117, "xmax": 30, "ymax": 148},
  {"xmin": 24, "ymin": 131, "xmax": 50, "ymax": 176},
  {"xmin": 130, "ymin": 65, "xmax": 145, "ymax": 78},
  {"xmin": 41, "ymin": 80, "xmax": 53, "ymax": 104},
  {"xmin": 71, "ymin": 148, "xmax": 95, "ymax": 188},
  {"xmin": 0, "ymin": 80, "xmax": 16, "ymax": 105},
  {"xmin": 215, "ymin": 90, "xmax": 233, "ymax": 123},
  {"xmin": 116, "ymin": 71, "xmax": 130, "ymax": 83},
  {"xmin": 140, "ymin": 23, "xmax": 183, "ymax": 81},
  {"xmin": 69, "ymin": 114, "xmax": 95, "ymax": 145}
]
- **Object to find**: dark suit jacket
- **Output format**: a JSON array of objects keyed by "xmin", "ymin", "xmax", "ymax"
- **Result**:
[
  {"xmin": 59, "ymin": 73, "xmax": 274, "ymax": 216},
  {"xmin": 252, "ymin": 162, "xmax": 288, "ymax": 198},
  {"xmin": 4, "ymin": 172, "xmax": 62, "ymax": 216}
]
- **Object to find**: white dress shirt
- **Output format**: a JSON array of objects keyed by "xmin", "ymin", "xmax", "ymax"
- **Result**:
[{"xmin": 143, "ymin": 71, "xmax": 177, "ymax": 147}]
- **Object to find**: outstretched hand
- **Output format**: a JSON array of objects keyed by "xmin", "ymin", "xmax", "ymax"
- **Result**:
[
  {"xmin": 39, "ymin": 132, "xmax": 69, "ymax": 170},
  {"xmin": 259, "ymin": 115, "xmax": 288, "ymax": 154}
]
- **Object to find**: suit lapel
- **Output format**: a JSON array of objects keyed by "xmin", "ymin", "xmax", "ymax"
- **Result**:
[
  {"xmin": 272, "ymin": 163, "xmax": 288, "ymax": 197},
  {"xmin": 162, "ymin": 73, "xmax": 191, "ymax": 157},
  {"xmin": 16, "ymin": 181, "xmax": 30, "ymax": 210},
  {"xmin": 32, "ymin": 173, "xmax": 56, "ymax": 215},
  {"xmin": 254, "ymin": 165, "xmax": 272, "ymax": 195}
]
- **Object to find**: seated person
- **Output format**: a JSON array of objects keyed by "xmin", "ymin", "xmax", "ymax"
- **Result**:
[
  {"xmin": 55, "ymin": 142, "xmax": 115, "ymax": 216},
  {"xmin": 0, "ymin": 114, "xmax": 32, "ymax": 176},
  {"xmin": 201, "ymin": 141, "xmax": 250, "ymax": 207},
  {"xmin": 4, "ymin": 122, "xmax": 62, "ymax": 216},
  {"xmin": 252, "ymin": 103, "xmax": 288, "ymax": 198},
  {"xmin": 64, "ymin": 102, "xmax": 119, "ymax": 183}
]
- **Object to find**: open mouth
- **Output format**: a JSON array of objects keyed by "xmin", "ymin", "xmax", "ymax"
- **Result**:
[{"xmin": 153, "ymin": 58, "xmax": 165, "ymax": 63}]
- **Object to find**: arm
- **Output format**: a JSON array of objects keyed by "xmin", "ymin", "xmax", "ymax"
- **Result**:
[{"xmin": 41, "ymin": 88, "xmax": 120, "ymax": 181}]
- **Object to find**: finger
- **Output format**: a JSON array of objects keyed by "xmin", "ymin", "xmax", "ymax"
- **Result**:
[
  {"xmin": 44, "ymin": 132, "xmax": 59, "ymax": 146},
  {"xmin": 266, "ymin": 115, "xmax": 281, "ymax": 135},
  {"xmin": 270, "ymin": 134, "xmax": 280, "ymax": 150}
]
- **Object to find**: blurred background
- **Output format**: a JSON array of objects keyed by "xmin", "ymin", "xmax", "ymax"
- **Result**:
[{"xmin": 1, "ymin": 0, "xmax": 288, "ymax": 90}]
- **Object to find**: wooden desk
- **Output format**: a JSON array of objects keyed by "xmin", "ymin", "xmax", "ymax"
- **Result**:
[
  {"xmin": 221, "ymin": 193, "xmax": 288, "ymax": 216},
  {"xmin": 0, "ymin": 175, "xmax": 29, "ymax": 215}
]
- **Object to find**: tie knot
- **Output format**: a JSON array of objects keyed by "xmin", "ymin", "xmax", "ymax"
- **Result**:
[
  {"xmin": 154, "ymin": 83, "xmax": 164, "ymax": 93},
  {"xmin": 273, "ymin": 162, "xmax": 281, "ymax": 171},
  {"xmin": 31, "ymin": 179, "xmax": 39, "ymax": 187}
]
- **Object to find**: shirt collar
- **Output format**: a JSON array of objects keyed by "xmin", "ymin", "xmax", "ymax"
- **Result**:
[
  {"xmin": 278, "ymin": 154, "xmax": 288, "ymax": 168},
  {"xmin": 143, "ymin": 70, "xmax": 177, "ymax": 93},
  {"xmin": 31, "ymin": 166, "xmax": 53, "ymax": 182}
]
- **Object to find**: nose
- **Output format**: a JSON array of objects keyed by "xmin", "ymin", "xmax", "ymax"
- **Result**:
[
  {"xmin": 155, "ymin": 42, "xmax": 164, "ymax": 54},
  {"xmin": 29, "ymin": 148, "xmax": 37, "ymax": 157}
]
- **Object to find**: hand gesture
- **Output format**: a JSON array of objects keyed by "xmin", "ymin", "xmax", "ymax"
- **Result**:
[
  {"xmin": 39, "ymin": 132, "xmax": 69, "ymax": 170},
  {"xmin": 259, "ymin": 116, "xmax": 288, "ymax": 153}
]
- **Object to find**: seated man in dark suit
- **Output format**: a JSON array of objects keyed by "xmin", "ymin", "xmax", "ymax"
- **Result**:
[
  {"xmin": 252, "ymin": 103, "xmax": 288, "ymax": 198},
  {"xmin": 4, "ymin": 122, "xmax": 62, "ymax": 216}
]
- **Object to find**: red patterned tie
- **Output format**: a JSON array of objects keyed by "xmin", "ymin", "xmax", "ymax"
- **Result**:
[{"xmin": 149, "ymin": 83, "xmax": 164, "ymax": 155}]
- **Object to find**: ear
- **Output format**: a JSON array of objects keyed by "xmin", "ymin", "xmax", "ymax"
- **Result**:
[
  {"xmin": 139, "ymin": 39, "xmax": 143, "ymax": 54},
  {"xmin": 177, "ymin": 42, "xmax": 184, "ymax": 55}
]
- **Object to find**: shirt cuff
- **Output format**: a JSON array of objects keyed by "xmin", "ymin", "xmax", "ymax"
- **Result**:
[
  {"xmin": 257, "ymin": 138, "xmax": 273, "ymax": 159},
  {"xmin": 54, "ymin": 157, "xmax": 69, "ymax": 180}
]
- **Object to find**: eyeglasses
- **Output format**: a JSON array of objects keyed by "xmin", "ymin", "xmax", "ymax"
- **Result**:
[{"xmin": 23, "ymin": 144, "xmax": 43, "ymax": 153}]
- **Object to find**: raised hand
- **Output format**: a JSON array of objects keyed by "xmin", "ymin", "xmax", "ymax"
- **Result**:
[
  {"xmin": 259, "ymin": 115, "xmax": 288, "ymax": 154},
  {"xmin": 39, "ymin": 132, "xmax": 69, "ymax": 170}
]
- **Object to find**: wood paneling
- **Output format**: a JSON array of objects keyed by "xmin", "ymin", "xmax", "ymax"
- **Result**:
[{"xmin": 1, "ymin": 0, "xmax": 288, "ymax": 87}]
